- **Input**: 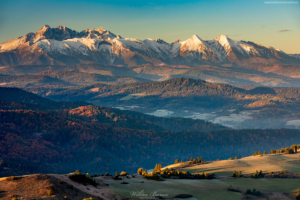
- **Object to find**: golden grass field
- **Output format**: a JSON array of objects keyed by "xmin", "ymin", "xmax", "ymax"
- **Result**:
[{"xmin": 165, "ymin": 152, "xmax": 300, "ymax": 176}]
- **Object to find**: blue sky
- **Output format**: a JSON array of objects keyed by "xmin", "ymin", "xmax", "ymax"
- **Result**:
[{"xmin": 0, "ymin": 0, "xmax": 299, "ymax": 53}]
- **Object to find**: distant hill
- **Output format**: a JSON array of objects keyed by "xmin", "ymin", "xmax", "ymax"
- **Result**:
[
  {"xmin": 2, "ymin": 63, "xmax": 300, "ymax": 88},
  {"xmin": 1, "ymin": 88, "xmax": 300, "ymax": 175},
  {"xmin": 0, "ymin": 71, "xmax": 148, "ymax": 89},
  {"xmin": 0, "ymin": 87, "xmax": 226, "ymax": 132},
  {"xmin": 0, "ymin": 87, "xmax": 89, "ymax": 110},
  {"xmin": 46, "ymin": 77, "xmax": 299, "ymax": 110},
  {"xmin": 48, "ymin": 77, "xmax": 245, "ymax": 100}
]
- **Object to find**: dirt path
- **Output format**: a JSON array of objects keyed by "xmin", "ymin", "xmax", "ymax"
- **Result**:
[{"xmin": 50, "ymin": 174, "xmax": 122, "ymax": 200}]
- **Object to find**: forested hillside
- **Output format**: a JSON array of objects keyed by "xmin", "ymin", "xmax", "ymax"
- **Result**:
[{"xmin": 1, "ymin": 88, "xmax": 300, "ymax": 177}]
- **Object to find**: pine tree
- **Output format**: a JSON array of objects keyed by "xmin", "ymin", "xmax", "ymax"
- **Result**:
[
  {"xmin": 190, "ymin": 157, "xmax": 194, "ymax": 162},
  {"xmin": 235, "ymin": 156, "xmax": 238, "ymax": 160},
  {"xmin": 158, "ymin": 164, "xmax": 162, "ymax": 170},
  {"xmin": 175, "ymin": 159, "xmax": 179, "ymax": 164},
  {"xmin": 237, "ymin": 171, "xmax": 242, "ymax": 177},
  {"xmin": 153, "ymin": 163, "xmax": 158, "ymax": 173},
  {"xmin": 181, "ymin": 159, "xmax": 183, "ymax": 163},
  {"xmin": 137, "ymin": 168, "xmax": 143, "ymax": 175}
]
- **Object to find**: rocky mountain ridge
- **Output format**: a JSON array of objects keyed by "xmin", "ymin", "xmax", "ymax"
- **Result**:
[{"xmin": 0, "ymin": 25, "xmax": 299, "ymax": 66}]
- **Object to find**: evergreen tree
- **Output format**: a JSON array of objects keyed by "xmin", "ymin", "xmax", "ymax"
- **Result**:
[
  {"xmin": 158, "ymin": 164, "xmax": 162, "ymax": 170},
  {"xmin": 233, "ymin": 170, "xmax": 236, "ymax": 177},
  {"xmin": 237, "ymin": 171, "xmax": 242, "ymax": 177},
  {"xmin": 137, "ymin": 168, "xmax": 143, "ymax": 175},
  {"xmin": 175, "ymin": 159, "xmax": 179, "ymax": 164}
]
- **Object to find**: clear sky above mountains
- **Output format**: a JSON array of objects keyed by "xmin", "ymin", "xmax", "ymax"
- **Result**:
[{"xmin": 0, "ymin": 0, "xmax": 299, "ymax": 53}]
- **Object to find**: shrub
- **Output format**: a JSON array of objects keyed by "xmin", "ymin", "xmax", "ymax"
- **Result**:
[
  {"xmin": 75, "ymin": 170, "xmax": 81, "ymax": 175},
  {"xmin": 279, "ymin": 169, "xmax": 288, "ymax": 174},
  {"xmin": 68, "ymin": 185, "xmax": 74, "ymax": 190},
  {"xmin": 120, "ymin": 171, "xmax": 128, "ymax": 176},
  {"xmin": 295, "ymin": 189, "xmax": 300, "ymax": 200},
  {"xmin": 246, "ymin": 189, "xmax": 252, "ymax": 194},
  {"xmin": 69, "ymin": 174, "xmax": 97, "ymax": 186},
  {"xmin": 6, "ymin": 176, "xmax": 18, "ymax": 181},
  {"xmin": 245, "ymin": 188, "xmax": 262, "ymax": 196},
  {"xmin": 144, "ymin": 173, "xmax": 163, "ymax": 181},
  {"xmin": 48, "ymin": 189, "xmax": 53, "ymax": 196}
]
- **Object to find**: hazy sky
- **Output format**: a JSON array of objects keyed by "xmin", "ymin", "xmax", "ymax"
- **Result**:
[{"xmin": 0, "ymin": 0, "xmax": 299, "ymax": 53}]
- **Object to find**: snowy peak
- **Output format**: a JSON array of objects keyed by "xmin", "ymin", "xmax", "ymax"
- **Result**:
[
  {"xmin": 189, "ymin": 35, "xmax": 204, "ymax": 42},
  {"xmin": 215, "ymin": 35, "xmax": 231, "ymax": 45},
  {"xmin": 181, "ymin": 35, "xmax": 210, "ymax": 52},
  {"xmin": 0, "ymin": 25, "xmax": 299, "ymax": 66}
]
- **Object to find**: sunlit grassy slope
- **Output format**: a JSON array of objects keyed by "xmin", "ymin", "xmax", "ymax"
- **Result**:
[
  {"xmin": 108, "ymin": 153, "xmax": 300, "ymax": 200},
  {"xmin": 168, "ymin": 153, "xmax": 300, "ymax": 176}
]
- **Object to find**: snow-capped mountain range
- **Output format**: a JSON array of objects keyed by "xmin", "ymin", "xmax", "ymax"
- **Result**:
[{"xmin": 0, "ymin": 25, "xmax": 299, "ymax": 66}]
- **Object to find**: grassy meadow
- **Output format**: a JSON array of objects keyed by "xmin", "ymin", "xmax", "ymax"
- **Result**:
[{"xmin": 108, "ymin": 177, "xmax": 300, "ymax": 200}]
